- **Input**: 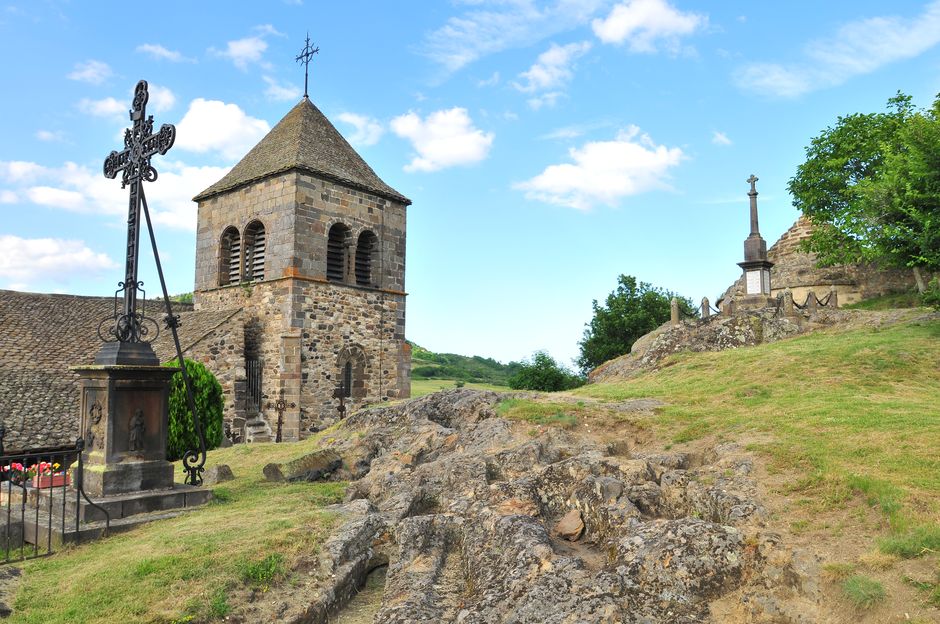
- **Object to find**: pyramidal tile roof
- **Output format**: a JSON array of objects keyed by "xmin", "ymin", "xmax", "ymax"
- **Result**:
[{"xmin": 193, "ymin": 97, "xmax": 410, "ymax": 204}]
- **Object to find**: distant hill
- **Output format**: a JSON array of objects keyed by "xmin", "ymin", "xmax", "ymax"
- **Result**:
[{"xmin": 409, "ymin": 342, "xmax": 520, "ymax": 386}]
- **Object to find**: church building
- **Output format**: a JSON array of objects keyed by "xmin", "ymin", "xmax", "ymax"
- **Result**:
[
  {"xmin": 191, "ymin": 95, "xmax": 412, "ymax": 442},
  {"xmin": 0, "ymin": 95, "xmax": 410, "ymax": 451}
]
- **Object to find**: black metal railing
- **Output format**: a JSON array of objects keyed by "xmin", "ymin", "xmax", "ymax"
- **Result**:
[
  {"xmin": 0, "ymin": 438, "xmax": 109, "ymax": 565},
  {"xmin": 246, "ymin": 359, "xmax": 263, "ymax": 414}
]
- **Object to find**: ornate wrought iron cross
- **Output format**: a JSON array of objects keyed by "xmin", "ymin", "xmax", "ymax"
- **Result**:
[
  {"xmin": 102, "ymin": 80, "xmax": 176, "ymax": 344},
  {"xmin": 295, "ymin": 32, "xmax": 319, "ymax": 99},
  {"xmin": 267, "ymin": 391, "xmax": 296, "ymax": 443}
]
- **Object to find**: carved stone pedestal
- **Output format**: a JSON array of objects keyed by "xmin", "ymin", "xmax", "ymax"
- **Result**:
[{"xmin": 71, "ymin": 364, "xmax": 177, "ymax": 497}]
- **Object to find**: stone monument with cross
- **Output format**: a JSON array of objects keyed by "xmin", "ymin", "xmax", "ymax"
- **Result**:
[
  {"xmin": 735, "ymin": 174, "xmax": 775, "ymax": 308},
  {"xmin": 70, "ymin": 81, "xmax": 210, "ymax": 512}
]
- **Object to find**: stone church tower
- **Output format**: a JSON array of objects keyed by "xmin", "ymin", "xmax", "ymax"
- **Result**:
[{"xmin": 191, "ymin": 96, "xmax": 410, "ymax": 441}]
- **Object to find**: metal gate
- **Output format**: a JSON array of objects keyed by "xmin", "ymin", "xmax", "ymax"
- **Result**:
[{"xmin": 246, "ymin": 359, "xmax": 263, "ymax": 414}]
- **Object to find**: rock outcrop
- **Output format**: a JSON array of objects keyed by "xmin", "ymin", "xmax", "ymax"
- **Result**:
[{"xmin": 235, "ymin": 389, "xmax": 820, "ymax": 623}]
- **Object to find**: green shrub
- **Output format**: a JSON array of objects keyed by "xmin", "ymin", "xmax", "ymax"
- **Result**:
[
  {"xmin": 412, "ymin": 366, "xmax": 439, "ymax": 378},
  {"xmin": 508, "ymin": 352, "xmax": 584, "ymax": 392},
  {"xmin": 163, "ymin": 359, "xmax": 224, "ymax": 462},
  {"xmin": 238, "ymin": 553, "xmax": 284, "ymax": 589},
  {"xmin": 921, "ymin": 278, "xmax": 940, "ymax": 310}
]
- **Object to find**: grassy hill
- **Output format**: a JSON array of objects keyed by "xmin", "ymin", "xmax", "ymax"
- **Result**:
[
  {"xmin": 8, "ymin": 310, "xmax": 940, "ymax": 622},
  {"xmin": 571, "ymin": 309, "xmax": 940, "ymax": 618},
  {"xmin": 409, "ymin": 342, "xmax": 518, "ymax": 388}
]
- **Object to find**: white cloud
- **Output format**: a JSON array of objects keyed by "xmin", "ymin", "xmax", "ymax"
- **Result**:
[
  {"xmin": 0, "ymin": 159, "xmax": 230, "ymax": 231},
  {"xmin": 514, "ymin": 126, "xmax": 683, "ymax": 210},
  {"xmin": 148, "ymin": 84, "xmax": 176, "ymax": 113},
  {"xmin": 136, "ymin": 43, "xmax": 192, "ymax": 63},
  {"xmin": 254, "ymin": 24, "xmax": 285, "ymax": 37},
  {"xmin": 477, "ymin": 71, "xmax": 500, "ymax": 87},
  {"xmin": 26, "ymin": 186, "xmax": 85, "ymax": 210},
  {"xmin": 146, "ymin": 161, "xmax": 234, "ymax": 230},
  {"xmin": 515, "ymin": 41, "xmax": 592, "ymax": 92},
  {"xmin": 213, "ymin": 25, "xmax": 283, "ymax": 70},
  {"xmin": 527, "ymin": 91, "xmax": 564, "ymax": 110},
  {"xmin": 424, "ymin": 0, "xmax": 612, "ymax": 72},
  {"xmin": 711, "ymin": 130, "xmax": 732, "ymax": 146},
  {"xmin": 67, "ymin": 60, "xmax": 113, "ymax": 84},
  {"xmin": 391, "ymin": 108, "xmax": 494, "ymax": 172},
  {"xmin": 337, "ymin": 112, "xmax": 385, "ymax": 147},
  {"xmin": 77, "ymin": 97, "xmax": 126, "ymax": 118},
  {"xmin": 0, "ymin": 157, "xmax": 229, "ymax": 230},
  {"xmin": 0, "ymin": 161, "xmax": 48, "ymax": 183},
  {"xmin": 175, "ymin": 99, "xmax": 270, "ymax": 161},
  {"xmin": 592, "ymin": 0, "xmax": 706, "ymax": 53},
  {"xmin": 218, "ymin": 35, "xmax": 267, "ymax": 69},
  {"xmin": 736, "ymin": 1, "xmax": 940, "ymax": 98},
  {"xmin": 0, "ymin": 235, "xmax": 117, "ymax": 286},
  {"xmin": 35, "ymin": 130, "xmax": 63, "ymax": 142},
  {"xmin": 262, "ymin": 76, "xmax": 302, "ymax": 102}
]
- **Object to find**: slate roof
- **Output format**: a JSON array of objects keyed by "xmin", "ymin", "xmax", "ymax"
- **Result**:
[
  {"xmin": 193, "ymin": 97, "xmax": 410, "ymax": 205},
  {"xmin": 0, "ymin": 290, "xmax": 240, "ymax": 452}
]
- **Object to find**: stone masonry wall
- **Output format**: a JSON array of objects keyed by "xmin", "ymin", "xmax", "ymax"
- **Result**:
[
  {"xmin": 194, "ymin": 173, "xmax": 297, "ymax": 292},
  {"xmin": 194, "ymin": 171, "xmax": 406, "ymax": 293},
  {"xmin": 194, "ymin": 278, "xmax": 407, "ymax": 440},
  {"xmin": 194, "ymin": 168, "xmax": 409, "ymax": 441}
]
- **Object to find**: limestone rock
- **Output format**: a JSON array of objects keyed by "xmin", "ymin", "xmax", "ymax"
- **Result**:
[{"xmin": 555, "ymin": 509, "xmax": 584, "ymax": 541}]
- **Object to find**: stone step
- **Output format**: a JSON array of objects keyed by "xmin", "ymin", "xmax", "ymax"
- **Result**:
[
  {"xmin": 25, "ymin": 507, "xmax": 194, "ymax": 548},
  {"xmin": 3, "ymin": 483, "xmax": 212, "ymax": 524}
]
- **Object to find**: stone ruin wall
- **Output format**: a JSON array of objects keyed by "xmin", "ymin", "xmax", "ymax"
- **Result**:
[{"xmin": 723, "ymin": 216, "xmax": 918, "ymax": 305}]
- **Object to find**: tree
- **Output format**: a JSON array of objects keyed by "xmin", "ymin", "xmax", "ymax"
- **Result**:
[
  {"xmin": 577, "ymin": 275, "xmax": 695, "ymax": 374},
  {"xmin": 788, "ymin": 92, "xmax": 940, "ymax": 291},
  {"xmin": 507, "ymin": 351, "xmax": 583, "ymax": 392},
  {"xmin": 163, "ymin": 358, "xmax": 225, "ymax": 461}
]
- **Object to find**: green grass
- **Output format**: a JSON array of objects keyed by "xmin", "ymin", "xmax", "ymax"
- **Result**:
[
  {"xmin": 576, "ymin": 316, "xmax": 940, "ymax": 544},
  {"xmin": 410, "ymin": 378, "xmax": 508, "ymax": 398},
  {"xmin": 842, "ymin": 575, "xmax": 887, "ymax": 609},
  {"xmin": 496, "ymin": 398, "xmax": 583, "ymax": 429},
  {"xmin": 843, "ymin": 290, "xmax": 923, "ymax": 310},
  {"xmin": 9, "ymin": 436, "xmax": 347, "ymax": 623}
]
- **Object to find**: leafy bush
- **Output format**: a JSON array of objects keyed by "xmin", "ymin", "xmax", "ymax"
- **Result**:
[
  {"xmin": 163, "ymin": 359, "xmax": 224, "ymax": 462},
  {"xmin": 577, "ymin": 275, "xmax": 696, "ymax": 375},
  {"xmin": 921, "ymin": 278, "xmax": 940, "ymax": 310},
  {"xmin": 411, "ymin": 365, "xmax": 439, "ymax": 378},
  {"xmin": 508, "ymin": 352, "xmax": 583, "ymax": 392}
]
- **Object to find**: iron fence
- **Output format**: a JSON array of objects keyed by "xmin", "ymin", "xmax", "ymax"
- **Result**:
[{"xmin": 0, "ymin": 439, "xmax": 109, "ymax": 564}]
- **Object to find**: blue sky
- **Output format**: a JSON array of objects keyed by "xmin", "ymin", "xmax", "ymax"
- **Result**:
[{"xmin": 2, "ymin": 1, "xmax": 940, "ymax": 367}]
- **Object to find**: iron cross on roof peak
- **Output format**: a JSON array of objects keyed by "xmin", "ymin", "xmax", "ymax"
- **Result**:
[{"xmin": 296, "ymin": 32, "xmax": 320, "ymax": 99}]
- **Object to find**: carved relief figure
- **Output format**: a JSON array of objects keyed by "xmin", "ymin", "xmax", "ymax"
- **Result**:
[
  {"xmin": 86, "ymin": 398, "xmax": 104, "ymax": 451},
  {"xmin": 129, "ymin": 408, "xmax": 145, "ymax": 452}
]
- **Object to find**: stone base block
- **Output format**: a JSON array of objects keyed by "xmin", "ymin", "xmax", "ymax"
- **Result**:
[
  {"xmin": 737, "ymin": 295, "xmax": 776, "ymax": 310},
  {"xmin": 82, "ymin": 460, "xmax": 175, "ymax": 497}
]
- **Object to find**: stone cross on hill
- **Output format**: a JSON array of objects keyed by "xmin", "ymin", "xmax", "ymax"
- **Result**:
[
  {"xmin": 102, "ymin": 80, "xmax": 175, "ymax": 350},
  {"xmin": 746, "ymin": 174, "xmax": 760, "ymax": 236}
]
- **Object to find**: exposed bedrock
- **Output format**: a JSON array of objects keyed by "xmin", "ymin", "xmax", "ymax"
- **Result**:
[{"xmin": 278, "ymin": 389, "xmax": 818, "ymax": 623}]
